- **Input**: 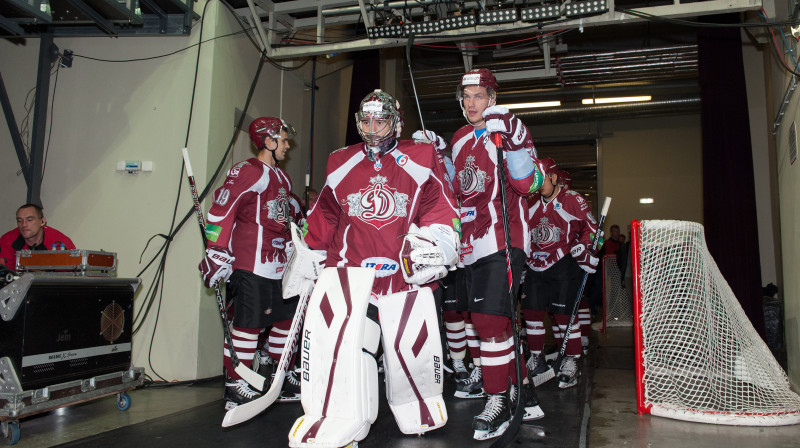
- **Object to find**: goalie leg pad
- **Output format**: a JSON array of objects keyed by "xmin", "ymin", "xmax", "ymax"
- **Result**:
[
  {"xmin": 288, "ymin": 267, "xmax": 378, "ymax": 448},
  {"xmin": 378, "ymin": 287, "xmax": 448, "ymax": 435}
]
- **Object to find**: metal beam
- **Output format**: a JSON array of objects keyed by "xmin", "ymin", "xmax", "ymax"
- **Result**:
[
  {"xmin": 27, "ymin": 34, "xmax": 57, "ymax": 207},
  {"xmin": 261, "ymin": 0, "xmax": 762, "ymax": 59},
  {"xmin": 62, "ymin": 0, "xmax": 118, "ymax": 35},
  {"xmin": 0, "ymin": 71, "xmax": 31, "ymax": 187},
  {"xmin": 0, "ymin": 15, "xmax": 26, "ymax": 35}
]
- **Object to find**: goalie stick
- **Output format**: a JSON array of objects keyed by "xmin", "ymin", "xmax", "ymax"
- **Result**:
[
  {"xmin": 552, "ymin": 197, "xmax": 611, "ymax": 374},
  {"xmin": 406, "ymin": 34, "xmax": 427, "ymax": 135},
  {"xmin": 489, "ymin": 133, "xmax": 528, "ymax": 448},
  {"xmin": 222, "ymin": 278, "xmax": 314, "ymax": 427},
  {"xmin": 182, "ymin": 147, "xmax": 268, "ymax": 391}
]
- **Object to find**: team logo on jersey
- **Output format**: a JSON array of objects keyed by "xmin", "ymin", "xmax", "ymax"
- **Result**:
[
  {"xmin": 460, "ymin": 206, "xmax": 477, "ymax": 223},
  {"xmin": 554, "ymin": 203, "xmax": 561, "ymax": 211},
  {"xmin": 361, "ymin": 257, "xmax": 399, "ymax": 278},
  {"xmin": 215, "ymin": 188, "xmax": 231, "ymax": 206},
  {"xmin": 265, "ymin": 187, "xmax": 291, "ymax": 225},
  {"xmin": 229, "ymin": 161, "xmax": 249, "ymax": 178},
  {"xmin": 531, "ymin": 251, "xmax": 549, "ymax": 261},
  {"xmin": 396, "ymin": 154, "xmax": 409, "ymax": 167},
  {"xmin": 346, "ymin": 175, "xmax": 409, "ymax": 229},
  {"xmin": 531, "ymin": 217, "xmax": 561, "ymax": 248},
  {"xmin": 458, "ymin": 156, "xmax": 487, "ymax": 196}
]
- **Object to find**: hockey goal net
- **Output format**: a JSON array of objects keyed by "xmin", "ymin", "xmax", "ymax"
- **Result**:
[
  {"xmin": 631, "ymin": 219, "xmax": 800, "ymax": 426},
  {"xmin": 602, "ymin": 254, "xmax": 633, "ymax": 331}
]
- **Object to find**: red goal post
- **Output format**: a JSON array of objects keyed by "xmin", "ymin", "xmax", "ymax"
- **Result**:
[{"xmin": 631, "ymin": 219, "xmax": 800, "ymax": 426}]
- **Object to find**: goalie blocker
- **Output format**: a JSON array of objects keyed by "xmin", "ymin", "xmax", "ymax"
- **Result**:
[{"xmin": 289, "ymin": 267, "xmax": 447, "ymax": 448}]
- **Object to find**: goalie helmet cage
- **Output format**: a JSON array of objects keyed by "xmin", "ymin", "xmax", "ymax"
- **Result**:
[
  {"xmin": 631, "ymin": 219, "xmax": 800, "ymax": 426},
  {"xmin": 602, "ymin": 254, "xmax": 633, "ymax": 332}
]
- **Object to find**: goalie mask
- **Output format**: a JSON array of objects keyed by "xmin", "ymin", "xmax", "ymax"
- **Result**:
[
  {"xmin": 456, "ymin": 68, "xmax": 498, "ymax": 124},
  {"xmin": 249, "ymin": 116, "xmax": 296, "ymax": 152},
  {"xmin": 355, "ymin": 89, "xmax": 403, "ymax": 159}
]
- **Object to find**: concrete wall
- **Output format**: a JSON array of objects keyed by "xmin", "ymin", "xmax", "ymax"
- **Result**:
[{"xmin": 0, "ymin": 1, "xmax": 350, "ymax": 381}]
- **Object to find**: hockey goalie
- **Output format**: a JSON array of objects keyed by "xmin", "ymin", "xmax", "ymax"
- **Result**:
[{"xmin": 283, "ymin": 90, "xmax": 459, "ymax": 447}]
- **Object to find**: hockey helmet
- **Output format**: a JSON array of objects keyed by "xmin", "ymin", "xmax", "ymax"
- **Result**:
[
  {"xmin": 557, "ymin": 169, "xmax": 572, "ymax": 188},
  {"xmin": 540, "ymin": 158, "xmax": 558, "ymax": 177},
  {"xmin": 355, "ymin": 89, "xmax": 404, "ymax": 152},
  {"xmin": 456, "ymin": 68, "xmax": 499, "ymax": 102},
  {"xmin": 248, "ymin": 117, "xmax": 296, "ymax": 149}
]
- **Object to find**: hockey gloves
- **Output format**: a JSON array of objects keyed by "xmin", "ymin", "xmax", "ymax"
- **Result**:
[
  {"xmin": 571, "ymin": 243, "xmax": 599, "ymax": 274},
  {"xmin": 282, "ymin": 222, "xmax": 327, "ymax": 298},
  {"xmin": 482, "ymin": 105, "xmax": 532, "ymax": 153},
  {"xmin": 199, "ymin": 247, "xmax": 235, "ymax": 288},
  {"xmin": 400, "ymin": 223, "xmax": 459, "ymax": 285},
  {"xmin": 412, "ymin": 129, "xmax": 447, "ymax": 152}
]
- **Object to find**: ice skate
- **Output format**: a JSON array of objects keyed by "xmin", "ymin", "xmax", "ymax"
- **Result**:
[
  {"xmin": 526, "ymin": 353, "xmax": 555, "ymax": 386},
  {"xmin": 253, "ymin": 350, "xmax": 273, "ymax": 377},
  {"xmin": 472, "ymin": 392, "xmax": 511, "ymax": 440},
  {"xmin": 557, "ymin": 355, "xmax": 580, "ymax": 389},
  {"xmin": 510, "ymin": 382, "xmax": 545, "ymax": 421},
  {"xmin": 451, "ymin": 358, "xmax": 470, "ymax": 382},
  {"xmin": 224, "ymin": 377, "xmax": 262, "ymax": 410},
  {"xmin": 455, "ymin": 365, "xmax": 485, "ymax": 399},
  {"xmin": 274, "ymin": 368, "xmax": 302, "ymax": 402}
]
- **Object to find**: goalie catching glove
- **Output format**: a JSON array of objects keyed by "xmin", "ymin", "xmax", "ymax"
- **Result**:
[
  {"xmin": 400, "ymin": 223, "xmax": 459, "ymax": 285},
  {"xmin": 282, "ymin": 222, "xmax": 327, "ymax": 298},
  {"xmin": 571, "ymin": 243, "xmax": 599, "ymax": 274},
  {"xmin": 199, "ymin": 247, "xmax": 235, "ymax": 288}
]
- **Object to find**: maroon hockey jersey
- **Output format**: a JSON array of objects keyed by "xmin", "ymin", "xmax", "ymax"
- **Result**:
[
  {"xmin": 305, "ymin": 140, "xmax": 459, "ymax": 296},
  {"xmin": 451, "ymin": 127, "xmax": 538, "ymax": 265},
  {"xmin": 527, "ymin": 187, "xmax": 598, "ymax": 271},
  {"xmin": 205, "ymin": 158, "xmax": 300, "ymax": 280}
]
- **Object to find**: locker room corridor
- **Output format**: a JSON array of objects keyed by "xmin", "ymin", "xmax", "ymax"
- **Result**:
[{"xmin": 6, "ymin": 327, "xmax": 800, "ymax": 448}]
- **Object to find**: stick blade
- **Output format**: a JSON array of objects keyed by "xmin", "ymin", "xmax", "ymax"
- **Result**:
[{"xmin": 234, "ymin": 363, "xmax": 268, "ymax": 392}]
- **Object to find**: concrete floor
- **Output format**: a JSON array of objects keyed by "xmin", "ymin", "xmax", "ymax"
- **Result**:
[{"xmin": 5, "ymin": 326, "xmax": 800, "ymax": 447}]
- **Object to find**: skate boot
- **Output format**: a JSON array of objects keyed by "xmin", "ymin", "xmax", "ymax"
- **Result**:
[
  {"xmin": 224, "ymin": 377, "xmax": 262, "ymax": 410},
  {"xmin": 526, "ymin": 353, "xmax": 554, "ymax": 386},
  {"xmin": 557, "ymin": 355, "xmax": 580, "ymax": 389},
  {"xmin": 510, "ymin": 382, "xmax": 545, "ymax": 421},
  {"xmin": 455, "ymin": 365, "xmax": 485, "ymax": 399},
  {"xmin": 253, "ymin": 350, "xmax": 274, "ymax": 377},
  {"xmin": 452, "ymin": 358, "xmax": 470, "ymax": 382},
  {"xmin": 273, "ymin": 368, "xmax": 302, "ymax": 402},
  {"xmin": 472, "ymin": 392, "xmax": 511, "ymax": 440}
]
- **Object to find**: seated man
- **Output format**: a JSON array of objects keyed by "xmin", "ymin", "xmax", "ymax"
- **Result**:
[{"xmin": 0, "ymin": 203, "xmax": 75, "ymax": 271}]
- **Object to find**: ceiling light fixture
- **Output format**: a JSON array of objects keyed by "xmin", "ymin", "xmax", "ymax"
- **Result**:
[
  {"xmin": 565, "ymin": 0, "xmax": 609, "ymax": 18},
  {"xmin": 520, "ymin": 5, "xmax": 561, "ymax": 21},
  {"xmin": 639, "ymin": 198, "xmax": 654, "ymax": 204},
  {"xmin": 478, "ymin": 8, "xmax": 518, "ymax": 24},
  {"xmin": 582, "ymin": 96, "xmax": 652, "ymax": 105},
  {"xmin": 504, "ymin": 101, "xmax": 562, "ymax": 109},
  {"xmin": 441, "ymin": 13, "xmax": 476, "ymax": 30}
]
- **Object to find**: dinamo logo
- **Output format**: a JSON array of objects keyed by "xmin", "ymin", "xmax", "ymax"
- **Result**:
[
  {"xmin": 458, "ymin": 155, "xmax": 487, "ymax": 196},
  {"xmin": 531, "ymin": 217, "xmax": 561, "ymax": 248},
  {"xmin": 347, "ymin": 175, "xmax": 409, "ymax": 229},
  {"xmin": 265, "ymin": 187, "xmax": 291, "ymax": 224}
]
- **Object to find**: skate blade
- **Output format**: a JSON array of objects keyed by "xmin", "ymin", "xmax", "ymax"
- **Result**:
[
  {"xmin": 532, "ymin": 368, "xmax": 555, "ymax": 387},
  {"xmin": 523, "ymin": 405, "xmax": 545, "ymax": 421},
  {"xmin": 521, "ymin": 424, "xmax": 546, "ymax": 437},
  {"xmin": 277, "ymin": 392, "xmax": 302, "ymax": 402},
  {"xmin": 454, "ymin": 390, "xmax": 486, "ymax": 399},
  {"xmin": 473, "ymin": 421, "xmax": 510, "ymax": 441}
]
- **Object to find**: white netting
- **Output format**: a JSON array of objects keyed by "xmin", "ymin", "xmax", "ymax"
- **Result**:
[
  {"xmin": 603, "ymin": 255, "xmax": 633, "ymax": 327},
  {"xmin": 634, "ymin": 220, "xmax": 800, "ymax": 426}
]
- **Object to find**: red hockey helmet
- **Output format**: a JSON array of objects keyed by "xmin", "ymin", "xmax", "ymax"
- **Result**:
[
  {"xmin": 557, "ymin": 169, "xmax": 572, "ymax": 188},
  {"xmin": 248, "ymin": 117, "xmax": 296, "ymax": 149},
  {"xmin": 540, "ymin": 158, "xmax": 558, "ymax": 177},
  {"xmin": 457, "ymin": 68, "xmax": 499, "ymax": 102}
]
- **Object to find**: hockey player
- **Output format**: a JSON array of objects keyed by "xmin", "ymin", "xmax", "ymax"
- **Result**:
[
  {"xmin": 198, "ymin": 116, "xmax": 303, "ymax": 410},
  {"xmin": 286, "ymin": 90, "xmax": 459, "ymax": 447},
  {"xmin": 411, "ymin": 129, "xmax": 484, "ymax": 400},
  {"xmin": 421, "ymin": 68, "xmax": 547, "ymax": 440},
  {"xmin": 523, "ymin": 158, "xmax": 599, "ymax": 389}
]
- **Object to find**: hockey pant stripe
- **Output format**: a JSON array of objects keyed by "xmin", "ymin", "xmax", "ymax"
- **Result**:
[
  {"xmin": 444, "ymin": 320, "xmax": 467, "ymax": 357},
  {"xmin": 522, "ymin": 309, "xmax": 547, "ymax": 355},
  {"xmin": 553, "ymin": 314, "xmax": 582, "ymax": 356},
  {"xmin": 465, "ymin": 323, "xmax": 482, "ymax": 365},
  {"xmin": 267, "ymin": 319, "xmax": 292, "ymax": 361}
]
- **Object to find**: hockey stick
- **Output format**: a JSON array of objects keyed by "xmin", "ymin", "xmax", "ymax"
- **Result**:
[
  {"xmin": 222, "ymin": 278, "xmax": 314, "ymax": 427},
  {"xmin": 489, "ymin": 133, "xmax": 526, "ymax": 448},
  {"xmin": 181, "ymin": 148, "xmax": 269, "ymax": 391},
  {"xmin": 553, "ymin": 197, "xmax": 611, "ymax": 374},
  {"xmin": 406, "ymin": 34, "xmax": 427, "ymax": 134}
]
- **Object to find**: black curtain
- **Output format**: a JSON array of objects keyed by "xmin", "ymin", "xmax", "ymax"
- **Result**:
[
  {"xmin": 698, "ymin": 25, "xmax": 765, "ymax": 337},
  {"xmin": 345, "ymin": 50, "xmax": 381, "ymax": 146}
]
